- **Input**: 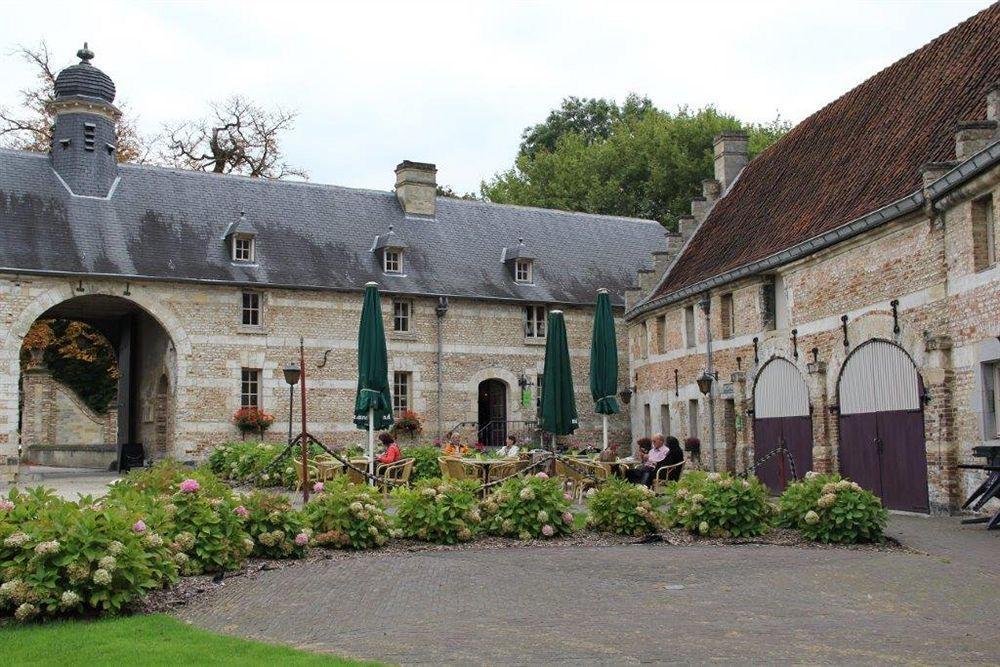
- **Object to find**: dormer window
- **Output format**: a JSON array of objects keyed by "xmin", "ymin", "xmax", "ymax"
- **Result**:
[
  {"xmin": 232, "ymin": 235, "xmax": 255, "ymax": 263},
  {"xmin": 515, "ymin": 259, "xmax": 533, "ymax": 283},
  {"xmin": 225, "ymin": 211, "xmax": 259, "ymax": 265},
  {"xmin": 384, "ymin": 249, "xmax": 403, "ymax": 274}
]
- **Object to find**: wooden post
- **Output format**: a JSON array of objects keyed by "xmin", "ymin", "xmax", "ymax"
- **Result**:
[{"xmin": 300, "ymin": 337, "xmax": 309, "ymax": 503}]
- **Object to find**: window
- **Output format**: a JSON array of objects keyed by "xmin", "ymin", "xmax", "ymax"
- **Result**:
[
  {"xmin": 241, "ymin": 292, "xmax": 261, "ymax": 326},
  {"xmin": 392, "ymin": 371, "xmax": 411, "ymax": 415},
  {"xmin": 232, "ymin": 235, "xmax": 255, "ymax": 263},
  {"xmin": 688, "ymin": 398, "xmax": 699, "ymax": 439},
  {"xmin": 720, "ymin": 293, "xmax": 735, "ymax": 339},
  {"xmin": 972, "ymin": 194, "xmax": 996, "ymax": 272},
  {"xmin": 83, "ymin": 122, "xmax": 96, "ymax": 151},
  {"xmin": 393, "ymin": 300, "xmax": 411, "ymax": 333},
  {"xmin": 525, "ymin": 305, "xmax": 547, "ymax": 339},
  {"xmin": 656, "ymin": 314, "xmax": 667, "ymax": 353},
  {"xmin": 384, "ymin": 249, "xmax": 402, "ymax": 274},
  {"xmin": 514, "ymin": 259, "xmax": 533, "ymax": 283},
  {"xmin": 643, "ymin": 403, "xmax": 652, "ymax": 438},
  {"xmin": 984, "ymin": 361, "xmax": 1000, "ymax": 440},
  {"xmin": 774, "ymin": 275, "xmax": 789, "ymax": 329},
  {"xmin": 240, "ymin": 368, "xmax": 260, "ymax": 408},
  {"xmin": 684, "ymin": 305, "xmax": 696, "ymax": 348},
  {"xmin": 660, "ymin": 403, "xmax": 671, "ymax": 437},
  {"xmin": 536, "ymin": 373, "xmax": 544, "ymax": 413},
  {"xmin": 640, "ymin": 321, "xmax": 649, "ymax": 358}
]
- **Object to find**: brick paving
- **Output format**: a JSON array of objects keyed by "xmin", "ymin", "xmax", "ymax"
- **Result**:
[{"xmin": 179, "ymin": 516, "xmax": 998, "ymax": 665}]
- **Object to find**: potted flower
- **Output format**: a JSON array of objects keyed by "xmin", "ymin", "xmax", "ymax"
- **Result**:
[
  {"xmin": 684, "ymin": 437, "xmax": 701, "ymax": 460},
  {"xmin": 392, "ymin": 409, "xmax": 423, "ymax": 444},
  {"xmin": 233, "ymin": 406, "xmax": 275, "ymax": 440}
]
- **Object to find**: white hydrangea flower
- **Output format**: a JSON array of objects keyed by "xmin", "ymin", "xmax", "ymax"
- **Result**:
[
  {"xmin": 98, "ymin": 556, "xmax": 117, "ymax": 572},
  {"xmin": 804, "ymin": 510, "xmax": 820, "ymax": 525},
  {"xmin": 817, "ymin": 493, "xmax": 837, "ymax": 509},
  {"xmin": 60, "ymin": 590, "xmax": 81, "ymax": 608},
  {"xmin": 107, "ymin": 540, "xmax": 124, "ymax": 556},
  {"xmin": 92, "ymin": 569, "xmax": 112, "ymax": 585}
]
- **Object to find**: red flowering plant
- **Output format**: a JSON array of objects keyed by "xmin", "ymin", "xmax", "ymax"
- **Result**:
[
  {"xmin": 232, "ymin": 407, "xmax": 275, "ymax": 438},
  {"xmin": 393, "ymin": 410, "xmax": 422, "ymax": 437}
]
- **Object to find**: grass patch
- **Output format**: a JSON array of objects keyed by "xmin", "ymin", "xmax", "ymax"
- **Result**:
[
  {"xmin": 573, "ymin": 511, "xmax": 589, "ymax": 530},
  {"xmin": 0, "ymin": 614, "xmax": 382, "ymax": 666}
]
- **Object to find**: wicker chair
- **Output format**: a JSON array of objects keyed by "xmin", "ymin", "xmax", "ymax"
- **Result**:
[
  {"xmin": 376, "ymin": 458, "xmax": 414, "ymax": 497},
  {"xmin": 487, "ymin": 460, "xmax": 520, "ymax": 486},
  {"xmin": 444, "ymin": 457, "xmax": 468, "ymax": 480},
  {"xmin": 577, "ymin": 460, "xmax": 609, "ymax": 498},
  {"xmin": 293, "ymin": 459, "xmax": 320, "ymax": 491},
  {"xmin": 652, "ymin": 461, "xmax": 686, "ymax": 494},
  {"xmin": 438, "ymin": 456, "xmax": 452, "ymax": 477},
  {"xmin": 555, "ymin": 459, "xmax": 587, "ymax": 500},
  {"xmin": 346, "ymin": 460, "xmax": 369, "ymax": 485}
]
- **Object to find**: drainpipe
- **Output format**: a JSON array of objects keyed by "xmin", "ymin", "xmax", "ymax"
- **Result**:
[
  {"xmin": 699, "ymin": 294, "xmax": 718, "ymax": 472},
  {"xmin": 434, "ymin": 297, "xmax": 449, "ymax": 445}
]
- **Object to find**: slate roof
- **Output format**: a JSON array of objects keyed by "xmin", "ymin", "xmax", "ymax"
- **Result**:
[
  {"xmin": 54, "ymin": 45, "xmax": 116, "ymax": 104},
  {"xmin": 0, "ymin": 150, "xmax": 664, "ymax": 307},
  {"xmin": 651, "ymin": 4, "xmax": 1000, "ymax": 302}
]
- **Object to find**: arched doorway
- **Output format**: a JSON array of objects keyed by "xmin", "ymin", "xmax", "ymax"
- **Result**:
[
  {"xmin": 752, "ymin": 357, "xmax": 812, "ymax": 493},
  {"xmin": 478, "ymin": 379, "xmax": 507, "ymax": 448},
  {"xmin": 837, "ymin": 339, "xmax": 929, "ymax": 512},
  {"xmin": 18, "ymin": 294, "xmax": 177, "ymax": 469}
]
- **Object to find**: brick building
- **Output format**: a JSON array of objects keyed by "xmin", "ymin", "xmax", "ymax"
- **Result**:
[
  {"xmin": 0, "ymin": 45, "xmax": 665, "ymax": 465},
  {"xmin": 626, "ymin": 6, "xmax": 1000, "ymax": 514}
]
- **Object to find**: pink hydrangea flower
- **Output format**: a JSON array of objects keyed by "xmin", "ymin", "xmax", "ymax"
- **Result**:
[
  {"xmin": 179, "ymin": 479, "xmax": 200, "ymax": 493},
  {"xmin": 132, "ymin": 520, "xmax": 147, "ymax": 534},
  {"xmin": 312, "ymin": 482, "xmax": 324, "ymax": 494},
  {"xmin": 535, "ymin": 472, "xmax": 549, "ymax": 480},
  {"xmin": 562, "ymin": 512, "xmax": 573, "ymax": 524},
  {"xmin": 294, "ymin": 533, "xmax": 309, "ymax": 546},
  {"xmin": 0, "ymin": 499, "xmax": 14, "ymax": 512},
  {"xmin": 541, "ymin": 524, "xmax": 555, "ymax": 537},
  {"xmin": 234, "ymin": 506, "xmax": 249, "ymax": 519},
  {"xmin": 563, "ymin": 493, "xmax": 573, "ymax": 500}
]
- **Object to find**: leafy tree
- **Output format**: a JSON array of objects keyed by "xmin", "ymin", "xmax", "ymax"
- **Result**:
[
  {"xmin": 482, "ymin": 100, "xmax": 790, "ymax": 228},
  {"xmin": 435, "ymin": 184, "xmax": 477, "ymax": 200},
  {"xmin": 21, "ymin": 320, "xmax": 119, "ymax": 414}
]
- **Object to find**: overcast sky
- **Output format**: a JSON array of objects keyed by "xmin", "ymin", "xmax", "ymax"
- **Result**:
[{"xmin": 0, "ymin": 1, "xmax": 992, "ymax": 194}]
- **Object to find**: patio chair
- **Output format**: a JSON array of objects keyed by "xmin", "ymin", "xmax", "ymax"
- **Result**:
[
  {"xmin": 444, "ymin": 457, "xmax": 467, "ymax": 480},
  {"xmin": 652, "ymin": 461, "xmax": 685, "ymax": 494},
  {"xmin": 376, "ymin": 458, "xmax": 414, "ymax": 497},
  {"xmin": 577, "ymin": 460, "xmax": 609, "ymax": 498},
  {"xmin": 487, "ymin": 460, "xmax": 520, "ymax": 486},
  {"xmin": 293, "ymin": 459, "xmax": 320, "ymax": 492},
  {"xmin": 345, "ymin": 461, "xmax": 368, "ymax": 485},
  {"xmin": 555, "ymin": 459, "xmax": 587, "ymax": 501}
]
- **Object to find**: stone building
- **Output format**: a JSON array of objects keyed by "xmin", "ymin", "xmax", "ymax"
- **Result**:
[
  {"xmin": 626, "ymin": 6, "xmax": 1000, "ymax": 514},
  {"xmin": 0, "ymin": 45, "xmax": 666, "ymax": 465}
]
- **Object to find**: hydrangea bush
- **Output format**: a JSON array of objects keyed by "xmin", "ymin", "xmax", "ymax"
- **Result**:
[
  {"xmin": 777, "ymin": 473, "xmax": 887, "ymax": 543},
  {"xmin": 165, "ymin": 478, "xmax": 253, "ymax": 574},
  {"xmin": 662, "ymin": 471, "xmax": 771, "ymax": 538},
  {"xmin": 402, "ymin": 446, "xmax": 444, "ymax": 483},
  {"xmin": 302, "ymin": 477, "xmax": 390, "ymax": 549},
  {"xmin": 586, "ymin": 478, "xmax": 662, "ymax": 536},
  {"xmin": 481, "ymin": 473, "xmax": 575, "ymax": 540},
  {"xmin": 239, "ymin": 490, "xmax": 310, "ymax": 559},
  {"xmin": 207, "ymin": 441, "xmax": 297, "ymax": 488},
  {"xmin": 392, "ymin": 478, "xmax": 481, "ymax": 544}
]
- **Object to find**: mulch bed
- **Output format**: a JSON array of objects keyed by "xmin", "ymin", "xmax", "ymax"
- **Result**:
[{"xmin": 136, "ymin": 527, "xmax": 906, "ymax": 615}]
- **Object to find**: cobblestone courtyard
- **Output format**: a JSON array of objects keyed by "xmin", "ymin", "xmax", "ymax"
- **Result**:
[{"xmin": 179, "ymin": 516, "xmax": 998, "ymax": 665}]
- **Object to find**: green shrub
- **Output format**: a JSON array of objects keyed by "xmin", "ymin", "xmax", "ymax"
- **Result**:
[
  {"xmin": 106, "ymin": 460, "xmax": 229, "ymax": 500},
  {"xmin": 207, "ymin": 442, "xmax": 298, "ymax": 488},
  {"xmin": 0, "ymin": 488, "xmax": 177, "ymax": 623},
  {"xmin": 238, "ymin": 491, "xmax": 310, "ymax": 559},
  {"xmin": 302, "ymin": 477, "xmax": 390, "ymax": 549},
  {"xmin": 481, "ymin": 473, "xmax": 574, "ymax": 540},
  {"xmin": 777, "ymin": 473, "xmax": 887, "ymax": 543},
  {"xmin": 165, "ymin": 479, "xmax": 252, "ymax": 575},
  {"xmin": 663, "ymin": 471, "xmax": 771, "ymax": 538},
  {"xmin": 402, "ymin": 446, "xmax": 444, "ymax": 483},
  {"xmin": 392, "ymin": 478, "xmax": 481, "ymax": 544},
  {"xmin": 586, "ymin": 478, "xmax": 662, "ymax": 536}
]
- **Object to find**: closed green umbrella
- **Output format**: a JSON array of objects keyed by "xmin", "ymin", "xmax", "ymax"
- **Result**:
[
  {"xmin": 589, "ymin": 288, "xmax": 620, "ymax": 450},
  {"xmin": 353, "ymin": 281, "xmax": 394, "ymax": 480},
  {"xmin": 540, "ymin": 310, "xmax": 578, "ymax": 449}
]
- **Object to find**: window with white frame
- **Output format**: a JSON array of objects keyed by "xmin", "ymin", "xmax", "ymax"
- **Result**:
[
  {"xmin": 514, "ymin": 259, "xmax": 533, "ymax": 283},
  {"xmin": 392, "ymin": 371, "xmax": 411, "ymax": 415},
  {"xmin": 525, "ymin": 305, "xmax": 547, "ymax": 339},
  {"xmin": 241, "ymin": 292, "xmax": 261, "ymax": 326},
  {"xmin": 983, "ymin": 361, "xmax": 1000, "ymax": 440},
  {"xmin": 232, "ymin": 235, "xmax": 255, "ymax": 263},
  {"xmin": 383, "ymin": 249, "xmax": 402, "ymax": 274},
  {"xmin": 241, "ymin": 368, "xmax": 261, "ymax": 408},
  {"xmin": 393, "ymin": 299, "xmax": 412, "ymax": 333}
]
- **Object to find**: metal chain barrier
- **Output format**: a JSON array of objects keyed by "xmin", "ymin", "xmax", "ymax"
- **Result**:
[{"xmin": 738, "ymin": 445, "xmax": 797, "ymax": 482}]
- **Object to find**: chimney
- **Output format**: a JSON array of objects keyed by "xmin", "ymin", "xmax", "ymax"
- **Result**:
[
  {"xmin": 702, "ymin": 178, "xmax": 721, "ymax": 205},
  {"xmin": 678, "ymin": 214, "xmax": 698, "ymax": 239},
  {"xmin": 713, "ymin": 132, "xmax": 749, "ymax": 191},
  {"xmin": 954, "ymin": 121, "xmax": 998, "ymax": 161},
  {"xmin": 395, "ymin": 160, "xmax": 437, "ymax": 217}
]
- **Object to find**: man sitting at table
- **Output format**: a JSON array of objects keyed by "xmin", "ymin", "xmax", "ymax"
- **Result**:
[
  {"xmin": 496, "ymin": 435, "xmax": 520, "ymax": 458},
  {"xmin": 628, "ymin": 433, "xmax": 670, "ymax": 487},
  {"xmin": 376, "ymin": 432, "xmax": 401, "ymax": 465}
]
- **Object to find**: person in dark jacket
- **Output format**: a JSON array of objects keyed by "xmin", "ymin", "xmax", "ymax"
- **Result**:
[{"xmin": 662, "ymin": 435, "xmax": 685, "ymax": 482}]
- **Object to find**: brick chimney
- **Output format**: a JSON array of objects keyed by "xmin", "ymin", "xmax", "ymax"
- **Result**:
[
  {"xmin": 713, "ymin": 132, "xmax": 749, "ymax": 191},
  {"xmin": 954, "ymin": 121, "xmax": 998, "ymax": 161},
  {"xmin": 395, "ymin": 160, "xmax": 437, "ymax": 217}
]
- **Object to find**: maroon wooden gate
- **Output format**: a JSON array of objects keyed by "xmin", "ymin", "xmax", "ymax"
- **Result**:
[
  {"xmin": 752, "ymin": 358, "xmax": 813, "ymax": 494},
  {"xmin": 837, "ymin": 340, "xmax": 929, "ymax": 513}
]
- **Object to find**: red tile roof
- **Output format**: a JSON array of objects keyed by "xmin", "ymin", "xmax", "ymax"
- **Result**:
[{"xmin": 653, "ymin": 4, "xmax": 1000, "ymax": 301}]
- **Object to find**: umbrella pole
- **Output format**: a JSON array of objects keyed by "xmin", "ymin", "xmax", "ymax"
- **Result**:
[
  {"xmin": 368, "ymin": 407, "xmax": 375, "ymax": 486},
  {"xmin": 602, "ymin": 415, "xmax": 608, "ymax": 451}
]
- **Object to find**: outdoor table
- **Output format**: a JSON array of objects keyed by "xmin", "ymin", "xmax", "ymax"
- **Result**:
[
  {"xmin": 459, "ymin": 458, "xmax": 502, "ymax": 482},
  {"xmin": 958, "ymin": 444, "xmax": 1000, "ymax": 530}
]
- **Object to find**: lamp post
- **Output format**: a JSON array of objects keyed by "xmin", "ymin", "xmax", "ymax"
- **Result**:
[
  {"xmin": 282, "ymin": 362, "xmax": 302, "ymax": 501},
  {"xmin": 697, "ymin": 370, "xmax": 718, "ymax": 472}
]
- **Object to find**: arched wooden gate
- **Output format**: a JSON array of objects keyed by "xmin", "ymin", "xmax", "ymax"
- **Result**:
[
  {"xmin": 838, "ymin": 339, "xmax": 929, "ymax": 513},
  {"xmin": 752, "ymin": 357, "xmax": 812, "ymax": 493}
]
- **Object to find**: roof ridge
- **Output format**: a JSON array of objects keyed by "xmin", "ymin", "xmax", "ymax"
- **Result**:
[{"xmin": 438, "ymin": 195, "xmax": 662, "ymax": 225}]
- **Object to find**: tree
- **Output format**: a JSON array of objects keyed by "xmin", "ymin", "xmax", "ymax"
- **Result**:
[
  {"xmin": 0, "ymin": 41, "xmax": 150, "ymax": 162},
  {"xmin": 161, "ymin": 95, "xmax": 307, "ymax": 179},
  {"xmin": 482, "ymin": 100, "xmax": 791, "ymax": 228},
  {"xmin": 435, "ymin": 184, "xmax": 478, "ymax": 200}
]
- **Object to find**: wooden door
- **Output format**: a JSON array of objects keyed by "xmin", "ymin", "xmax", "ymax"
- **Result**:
[{"xmin": 752, "ymin": 357, "xmax": 813, "ymax": 493}]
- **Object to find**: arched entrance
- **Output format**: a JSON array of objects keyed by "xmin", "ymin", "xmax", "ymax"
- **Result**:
[
  {"xmin": 18, "ymin": 294, "xmax": 177, "ymax": 469},
  {"xmin": 837, "ymin": 339, "xmax": 929, "ymax": 512},
  {"xmin": 478, "ymin": 379, "xmax": 507, "ymax": 448},
  {"xmin": 752, "ymin": 357, "xmax": 812, "ymax": 493}
]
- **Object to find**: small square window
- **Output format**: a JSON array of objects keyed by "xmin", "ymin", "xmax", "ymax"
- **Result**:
[
  {"xmin": 515, "ymin": 259, "xmax": 533, "ymax": 283},
  {"xmin": 525, "ymin": 305, "xmax": 547, "ymax": 339},
  {"xmin": 392, "ymin": 371, "xmax": 411, "ymax": 415},
  {"xmin": 233, "ymin": 236, "xmax": 255, "ymax": 263},
  {"xmin": 384, "ymin": 250, "xmax": 402, "ymax": 274},
  {"xmin": 241, "ymin": 368, "xmax": 261, "ymax": 408},
  {"xmin": 241, "ymin": 292, "xmax": 261, "ymax": 326},
  {"xmin": 393, "ymin": 300, "xmax": 411, "ymax": 332}
]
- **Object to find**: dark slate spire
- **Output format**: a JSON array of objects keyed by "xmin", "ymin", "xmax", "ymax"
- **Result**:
[{"xmin": 53, "ymin": 43, "xmax": 116, "ymax": 103}]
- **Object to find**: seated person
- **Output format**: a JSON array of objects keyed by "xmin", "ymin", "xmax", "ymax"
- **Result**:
[
  {"xmin": 663, "ymin": 435, "xmax": 684, "ymax": 482},
  {"xmin": 496, "ymin": 435, "xmax": 520, "ymax": 458},
  {"xmin": 627, "ymin": 433, "xmax": 669, "ymax": 487},
  {"xmin": 376, "ymin": 432, "xmax": 401, "ymax": 465},
  {"xmin": 441, "ymin": 432, "xmax": 470, "ymax": 456}
]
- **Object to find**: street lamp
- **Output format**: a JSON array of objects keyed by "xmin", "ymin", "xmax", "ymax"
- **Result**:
[
  {"xmin": 283, "ymin": 363, "xmax": 300, "ymax": 447},
  {"xmin": 696, "ymin": 370, "xmax": 717, "ymax": 396}
]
